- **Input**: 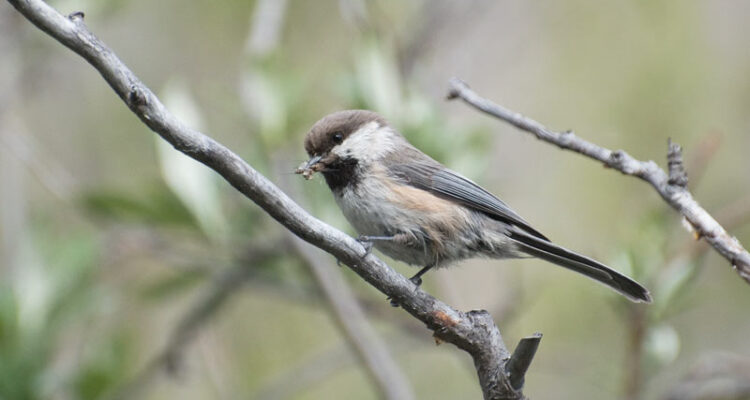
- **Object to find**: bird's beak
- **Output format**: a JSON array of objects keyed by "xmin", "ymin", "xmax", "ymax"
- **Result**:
[{"xmin": 295, "ymin": 155, "xmax": 323, "ymax": 180}]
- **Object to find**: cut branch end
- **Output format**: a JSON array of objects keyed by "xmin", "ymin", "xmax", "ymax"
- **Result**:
[{"xmin": 507, "ymin": 332, "xmax": 543, "ymax": 391}]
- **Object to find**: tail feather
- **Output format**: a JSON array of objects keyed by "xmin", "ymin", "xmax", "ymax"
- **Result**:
[{"xmin": 509, "ymin": 227, "xmax": 652, "ymax": 303}]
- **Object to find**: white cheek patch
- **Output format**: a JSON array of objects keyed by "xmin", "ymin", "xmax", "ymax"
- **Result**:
[{"xmin": 333, "ymin": 121, "xmax": 398, "ymax": 162}]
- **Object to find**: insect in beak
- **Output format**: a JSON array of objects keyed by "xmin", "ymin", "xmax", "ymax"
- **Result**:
[{"xmin": 295, "ymin": 155, "xmax": 323, "ymax": 180}]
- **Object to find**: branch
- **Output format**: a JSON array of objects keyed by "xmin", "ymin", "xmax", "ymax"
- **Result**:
[
  {"xmin": 8, "ymin": 2, "xmax": 532, "ymax": 398},
  {"xmin": 447, "ymin": 78, "xmax": 750, "ymax": 285},
  {"xmin": 506, "ymin": 333, "xmax": 542, "ymax": 392}
]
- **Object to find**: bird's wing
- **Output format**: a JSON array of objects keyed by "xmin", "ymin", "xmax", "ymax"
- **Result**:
[{"xmin": 388, "ymin": 161, "xmax": 549, "ymax": 240}]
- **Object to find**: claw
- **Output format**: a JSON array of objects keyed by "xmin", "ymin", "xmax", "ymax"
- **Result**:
[
  {"xmin": 388, "ymin": 275, "xmax": 423, "ymax": 308},
  {"xmin": 356, "ymin": 235, "xmax": 374, "ymax": 256},
  {"xmin": 389, "ymin": 297, "xmax": 400, "ymax": 307}
]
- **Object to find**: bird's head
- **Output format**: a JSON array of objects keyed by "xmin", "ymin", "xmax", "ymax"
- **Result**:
[{"xmin": 297, "ymin": 110, "xmax": 395, "ymax": 181}]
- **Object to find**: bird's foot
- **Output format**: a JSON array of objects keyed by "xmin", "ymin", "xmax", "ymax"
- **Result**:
[
  {"xmin": 388, "ymin": 273, "xmax": 425, "ymax": 307},
  {"xmin": 356, "ymin": 235, "xmax": 374, "ymax": 256},
  {"xmin": 389, "ymin": 297, "xmax": 400, "ymax": 308}
]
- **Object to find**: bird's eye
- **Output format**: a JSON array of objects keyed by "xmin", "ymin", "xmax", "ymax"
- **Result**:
[{"xmin": 332, "ymin": 131, "xmax": 344, "ymax": 144}]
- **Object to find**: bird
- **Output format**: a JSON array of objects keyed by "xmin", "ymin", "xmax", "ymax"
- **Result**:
[{"xmin": 296, "ymin": 110, "xmax": 651, "ymax": 303}]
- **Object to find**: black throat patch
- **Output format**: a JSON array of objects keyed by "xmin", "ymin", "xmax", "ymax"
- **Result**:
[{"xmin": 322, "ymin": 156, "xmax": 361, "ymax": 192}]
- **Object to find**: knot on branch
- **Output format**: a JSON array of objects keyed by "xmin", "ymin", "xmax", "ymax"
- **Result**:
[
  {"xmin": 127, "ymin": 84, "xmax": 148, "ymax": 109},
  {"xmin": 667, "ymin": 138, "xmax": 688, "ymax": 188},
  {"xmin": 607, "ymin": 149, "xmax": 627, "ymax": 170},
  {"xmin": 67, "ymin": 11, "xmax": 84, "ymax": 21},
  {"xmin": 446, "ymin": 77, "xmax": 468, "ymax": 100}
]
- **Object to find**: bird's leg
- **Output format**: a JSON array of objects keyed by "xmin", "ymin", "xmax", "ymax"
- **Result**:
[
  {"xmin": 355, "ymin": 233, "xmax": 426, "ymax": 307},
  {"xmin": 388, "ymin": 263, "xmax": 435, "ymax": 307},
  {"xmin": 408, "ymin": 264, "xmax": 434, "ymax": 287},
  {"xmin": 356, "ymin": 233, "xmax": 411, "ymax": 256}
]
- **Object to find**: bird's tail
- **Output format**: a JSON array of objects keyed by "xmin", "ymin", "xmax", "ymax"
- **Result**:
[{"xmin": 508, "ymin": 227, "xmax": 652, "ymax": 303}]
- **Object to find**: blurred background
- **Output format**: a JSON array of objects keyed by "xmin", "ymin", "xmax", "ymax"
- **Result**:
[{"xmin": 2, "ymin": 0, "xmax": 750, "ymax": 399}]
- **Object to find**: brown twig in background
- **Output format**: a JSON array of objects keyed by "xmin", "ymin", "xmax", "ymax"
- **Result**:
[
  {"xmin": 447, "ymin": 78, "xmax": 750, "ymax": 285},
  {"xmin": 7, "ymin": 1, "xmax": 539, "ymax": 398},
  {"xmin": 622, "ymin": 305, "xmax": 648, "ymax": 400},
  {"xmin": 683, "ymin": 130, "xmax": 722, "ymax": 189}
]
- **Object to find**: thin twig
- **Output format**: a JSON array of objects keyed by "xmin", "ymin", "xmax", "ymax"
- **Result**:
[
  {"xmin": 683, "ymin": 130, "xmax": 722, "ymax": 189},
  {"xmin": 622, "ymin": 305, "xmax": 648, "ymax": 400},
  {"xmin": 672, "ymin": 192, "xmax": 750, "ymax": 262},
  {"xmin": 8, "ymin": 2, "xmax": 530, "ymax": 398},
  {"xmin": 447, "ymin": 78, "xmax": 750, "ymax": 285}
]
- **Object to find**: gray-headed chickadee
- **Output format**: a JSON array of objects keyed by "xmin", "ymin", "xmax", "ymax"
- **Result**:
[{"xmin": 297, "ymin": 110, "xmax": 651, "ymax": 303}]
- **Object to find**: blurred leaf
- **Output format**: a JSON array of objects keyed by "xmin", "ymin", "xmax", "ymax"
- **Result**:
[
  {"xmin": 0, "ymin": 285, "xmax": 19, "ymax": 353},
  {"xmin": 353, "ymin": 38, "xmax": 402, "ymax": 119},
  {"xmin": 44, "ymin": 234, "xmax": 98, "ymax": 328},
  {"xmin": 0, "ymin": 288, "xmax": 38, "ymax": 398},
  {"xmin": 240, "ymin": 68, "xmax": 289, "ymax": 149},
  {"xmin": 0, "ymin": 227, "xmax": 115, "ymax": 399},
  {"xmin": 73, "ymin": 332, "xmax": 133, "ymax": 400},
  {"xmin": 81, "ymin": 186, "xmax": 197, "ymax": 228},
  {"xmin": 159, "ymin": 78, "xmax": 229, "ymax": 241},
  {"xmin": 11, "ymin": 238, "xmax": 50, "ymax": 337},
  {"xmin": 652, "ymin": 256, "xmax": 700, "ymax": 319},
  {"xmin": 645, "ymin": 323, "xmax": 680, "ymax": 366},
  {"xmin": 139, "ymin": 268, "xmax": 208, "ymax": 301}
]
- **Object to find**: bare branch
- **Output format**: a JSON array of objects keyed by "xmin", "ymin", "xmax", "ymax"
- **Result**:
[
  {"xmin": 7, "ymin": 2, "xmax": 529, "ymax": 398},
  {"xmin": 447, "ymin": 78, "xmax": 750, "ymax": 285}
]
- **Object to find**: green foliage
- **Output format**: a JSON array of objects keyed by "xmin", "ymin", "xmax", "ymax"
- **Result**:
[
  {"xmin": 138, "ymin": 268, "xmax": 209, "ymax": 302},
  {"xmin": 72, "ymin": 332, "xmax": 132, "ymax": 400},
  {"xmin": 0, "ymin": 232, "xmax": 103, "ymax": 399},
  {"xmin": 81, "ymin": 184, "xmax": 198, "ymax": 228}
]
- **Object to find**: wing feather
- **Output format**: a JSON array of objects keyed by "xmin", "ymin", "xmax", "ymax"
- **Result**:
[{"xmin": 388, "ymin": 161, "xmax": 548, "ymax": 240}]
